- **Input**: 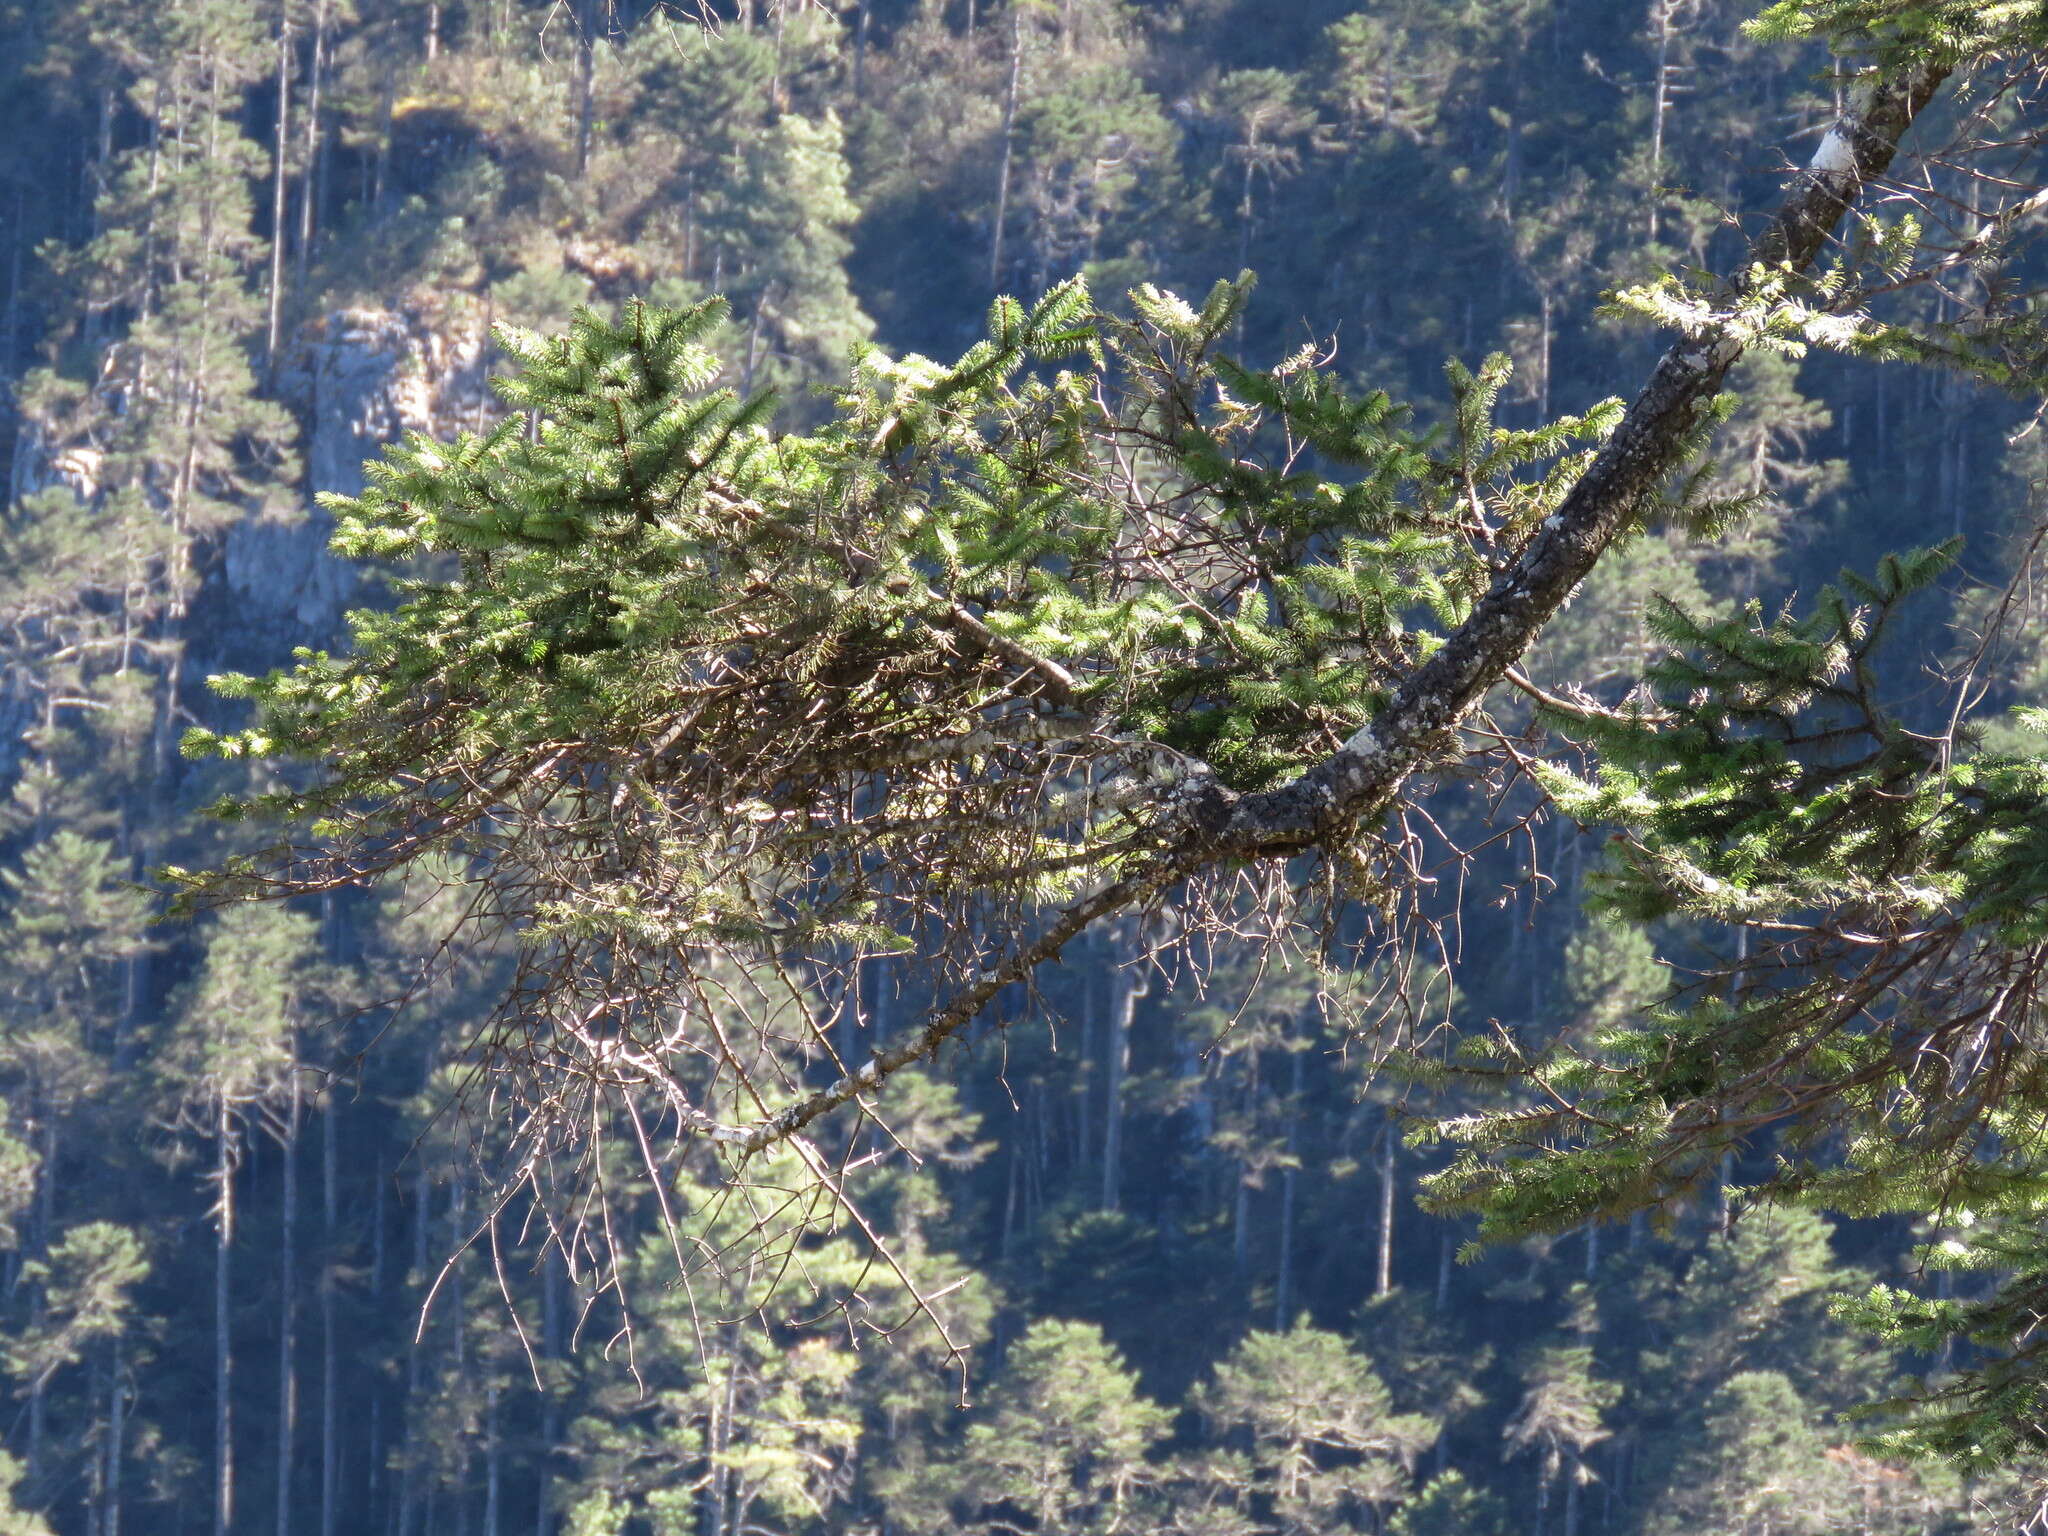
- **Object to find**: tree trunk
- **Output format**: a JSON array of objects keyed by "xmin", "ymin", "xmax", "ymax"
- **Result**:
[
  {"xmin": 26, "ymin": 1367, "xmax": 41, "ymax": 1494},
  {"xmin": 574, "ymin": 0, "xmax": 596, "ymax": 176},
  {"xmin": 276, "ymin": 1057, "xmax": 300, "ymax": 1536},
  {"xmin": 3, "ymin": 184, "xmax": 22, "ymax": 378},
  {"xmin": 1649, "ymin": 0, "xmax": 1672, "ymax": 244},
  {"xmin": 1000, "ymin": 1144, "xmax": 1019, "ymax": 1261},
  {"xmin": 27, "ymin": 1113, "xmax": 49, "ymax": 1480},
  {"xmin": 1232, "ymin": 1174, "xmax": 1250, "ymax": 1274},
  {"xmin": 987, "ymin": 10, "xmax": 1022, "ymax": 290},
  {"xmin": 216, "ymin": 1103, "xmax": 236, "ymax": 1536},
  {"xmin": 740, "ymin": 288, "xmax": 770, "ymax": 396},
  {"xmin": 40, "ymin": 1116, "xmax": 56, "ymax": 1254},
  {"xmin": 265, "ymin": 4, "xmax": 291, "ymax": 367},
  {"xmin": 296, "ymin": 0, "xmax": 328, "ymax": 282},
  {"xmin": 320, "ymin": 1092, "xmax": 339, "ymax": 1536},
  {"xmin": 447, "ymin": 1177, "xmax": 471, "ymax": 1522},
  {"xmin": 483, "ymin": 1383, "xmax": 500, "ymax": 1536},
  {"xmin": 1375, "ymin": 1118, "xmax": 1396, "ymax": 1297},
  {"xmin": 372, "ymin": 82, "xmax": 393, "ymax": 214},
  {"xmin": 704, "ymin": 1344, "xmax": 736, "ymax": 1536},
  {"xmin": 397, "ymin": 1158, "xmax": 429, "ymax": 1536},
  {"xmin": 106, "ymin": 1336, "xmax": 127, "ymax": 1536},
  {"xmin": 681, "ymin": 170, "xmax": 696, "ymax": 282},
  {"xmin": 536, "ymin": 1247, "xmax": 564, "ymax": 1536},
  {"xmin": 1101, "ymin": 925, "xmax": 1144, "ymax": 1212},
  {"xmin": 852, "ymin": 0, "xmax": 870, "ymax": 99},
  {"xmin": 370, "ymin": 1160, "xmax": 387, "ymax": 1530},
  {"xmin": 1236, "ymin": 155, "xmax": 1256, "ymax": 276},
  {"xmin": 1274, "ymin": 1041, "xmax": 1303, "ymax": 1329},
  {"xmin": 368, "ymin": 1393, "xmax": 383, "ymax": 1536}
]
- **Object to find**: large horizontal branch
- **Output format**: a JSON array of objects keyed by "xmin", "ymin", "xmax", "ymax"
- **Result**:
[{"xmin": 730, "ymin": 53, "xmax": 1952, "ymax": 1159}]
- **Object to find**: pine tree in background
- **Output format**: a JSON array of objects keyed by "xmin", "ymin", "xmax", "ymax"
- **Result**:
[
  {"xmin": 1642, "ymin": 1371, "xmax": 1834, "ymax": 1536},
  {"xmin": 1388, "ymin": 1470, "xmax": 1511, "ymax": 1536},
  {"xmin": 23, "ymin": 0, "xmax": 297, "ymax": 798},
  {"xmin": 1190, "ymin": 1322, "xmax": 1437, "ymax": 1535},
  {"xmin": 0, "ymin": 479, "xmax": 179, "ymax": 815},
  {"xmin": 1, "ymin": 1222, "xmax": 148, "ymax": 1504},
  {"xmin": 1006, "ymin": 7, "xmax": 1177, "ymax": 299},
  {"xmin": 1502, "ymin": 1344, "xmax": 1618, "ymax": 1536},
  {"xmin": 0, "ymin": 829, "xmax": 151, "ymax": 1494},
  {"xmin": 158, "ymin": 905, "xmax": 316, "ymax": 1536},
  {"xmin": 0, "ymin": 1461, "xmax": 49, "ymax": 1536},
  {"xmin": 947, "ymin": 1318, "xmax": 1169, "ymax": 1536}
]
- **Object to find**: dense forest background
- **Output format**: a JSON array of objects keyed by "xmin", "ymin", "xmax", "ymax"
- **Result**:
[{"xmin": 0, "ymin": 1, "xmax": 2040, "ymax": 1534}]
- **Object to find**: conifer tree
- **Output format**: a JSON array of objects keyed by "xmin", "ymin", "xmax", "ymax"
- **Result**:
[
  {"xmin": 1388, "ymin": 1471, "xmax": 1511, "ymax": 1536},
  {"xmin": 158, "ymin": 905, "xmax": 317, "ymax": 1536},
  {"xmin": 1503, "ymin": 1343, "xmax": 1619, "ymax": 1536},
  {"xmin": 0, "ymin": 831, "xmax": 151, "ymax": 1496},
  {"xmin": 1641, "ymin": 1371, "xmax": 1834, "ymax": 1536},
  {"xmin": 1006, "ymin": 15, "xmax": 1176, "ymax": 297},
  {"xmin": 620, "ymin": 17, "xmax": 871, "ymax": 395},
  {"xmin": 1, "ymin": 1222, "xmax": 147, "ymax": 1502},
  {"xmin": 942, "ymin": 1318, "xmax": 1168, "ymax": 1535},
  {"xmin": 1192, "ymin": 1322, "xmax": 1437, "ymax": 1535},
  {"xmin": 0, "ymin": 482, "xmax": 177, "ymax": 803},
  {"xmin": 0, "ymin": 1460, "xmax": 50, "ymax": 1536},
  {"xmin": 24, "ymin": 0, "xmax": 299, "ymax": 781}
]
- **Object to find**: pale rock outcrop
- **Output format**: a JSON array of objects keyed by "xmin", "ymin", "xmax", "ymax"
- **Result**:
[
  {"xmin": 223, "ymin": 305, "xmax": 495, "ymax": 643},
  {"xmin": 7, "ymin": 419, "xmax": 104, "ymax": 507},
  {"xmin": 6, "ymin": 305, "xmax": 493, "ymax": 659}
]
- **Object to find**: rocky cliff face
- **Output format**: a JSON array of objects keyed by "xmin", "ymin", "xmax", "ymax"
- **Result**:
[
  {"xmin": 5, "ymin": 421, "xmax": 103, "ymax": 506},
  {"xmin": 218, "ymin": 305, "xmax": 495, "ymax": 652},
  {"xmin": 288, "ymin": 305, "xmax": 496, "ymax": 500}
]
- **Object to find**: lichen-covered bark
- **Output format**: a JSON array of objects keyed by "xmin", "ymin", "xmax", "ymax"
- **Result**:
[{"xmin": 736, "ymin": 55, "xmax": 1952, "ymax": 1156}]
